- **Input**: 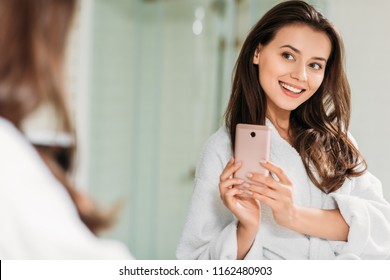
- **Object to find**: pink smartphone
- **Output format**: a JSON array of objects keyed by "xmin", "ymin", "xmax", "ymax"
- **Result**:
[{"xmin": 234, "ymin": 124, "xmax": 271, "ymax": 183}]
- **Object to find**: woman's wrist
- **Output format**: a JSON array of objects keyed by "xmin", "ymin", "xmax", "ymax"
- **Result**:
[
  {"xmin": 237, "ymin": 220, "xmax": 259, "ymax": 235},
  {"xmin": 283, "ymin": 205, "xmax": 304, "ymax": 232},
  {"xmin": 236, "ymin": 221, "xmax": 259, "ymax": 260}
]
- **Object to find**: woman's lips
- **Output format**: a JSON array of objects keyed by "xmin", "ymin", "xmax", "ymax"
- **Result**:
[{"xmin": 279, "ymin": 81, "xmax": 306, "ymax": 98}]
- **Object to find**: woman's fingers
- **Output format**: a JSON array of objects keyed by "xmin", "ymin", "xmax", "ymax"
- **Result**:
[
  {"xmin": 219, "ymin": 157, "xmax": 244, "ymax": 195},
  {"xmin": 260, "ymin": 161, "xmax": 292, "ymax": 185},
  {"xmin": 222, "ymin": 185, "xmax": 242, "ymax": 200},
  {"xmin": 219, "ymin": 178, "xmax": 244, "ymax": 194},
  {"xmin": 248, "ymin": 172, "xmax": 279, "ymax": 189},
  {"xmin": 245, "ymin": 185, "xmax": 288, "ymax": 213},
  {"xmin": 247, "ymin": 184, "xmax": 278, "ymax": 200},
  {"xmin": 219, "ymin": 158, "xmax": 242, "ymax": 181},
  {"xmin": 244, "ymin": 162, "xmax": 294, "ymax": 206},
  {"xmin": 251, "ymin": 192, "xmax": 275, "ymax": 208},
  {"xmin": 219, "ymin": 158, "xmax": 245, "ymax": 200},
  {"xmin": 247, "ymin": 173, "xmax": 293, "ymax": 199},
  {"xmin": 221, "ymin": 184, "xmax": 253, "ymax": 207}
]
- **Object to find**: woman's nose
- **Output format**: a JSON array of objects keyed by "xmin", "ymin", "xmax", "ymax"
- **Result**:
[{"xmin": 291, "ymin": 64, "xmax": 308, "ymax": 82}]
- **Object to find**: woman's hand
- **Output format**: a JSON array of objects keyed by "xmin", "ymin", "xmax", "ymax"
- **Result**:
[
  {"xmin": 219, "ymin": 157, "xmax": 261, "ymax": 259},
  {"xmin": 219, "ymin": 157, "xmax": 261, "ymax": 230},
  {"xmin": 246, "ymin": 161, "xmax": 349, "ymax": 241},
  {"xmin": 246, "ymin": 161, "xmax": 297, "ymax": 228}
]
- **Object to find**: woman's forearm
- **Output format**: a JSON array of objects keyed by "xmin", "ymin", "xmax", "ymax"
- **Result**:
[
  {"xmin": 288, "ymin": 206, "xmax": 349, "ymax": 241},
  {"xmin": 237, "ymin": 222, "xmax": 258, "ymax": 260}
]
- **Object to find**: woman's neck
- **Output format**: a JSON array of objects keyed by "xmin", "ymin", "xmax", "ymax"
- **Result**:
[{"xmin": 266, "ymin": 109, "xmax": 292, "ymax": 144}]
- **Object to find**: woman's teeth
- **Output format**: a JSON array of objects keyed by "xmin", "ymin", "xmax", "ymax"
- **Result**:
[{"xmin": 280, "ymin": 82, "xmax": 303, "ymax": 94}]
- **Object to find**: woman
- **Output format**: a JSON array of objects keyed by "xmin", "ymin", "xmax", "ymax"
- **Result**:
[
  {"xmin": 0, "ymin": 0, "xmax": 133, "ymax": 259},
  {"xmin": 177, "ymin": 0, "xmax": 390, "ymax": 260}
]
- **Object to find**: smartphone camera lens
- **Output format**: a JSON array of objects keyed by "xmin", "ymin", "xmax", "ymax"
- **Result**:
[{"xmin": 250, "ymin": 132, "xmax": 256, "ymax": 137}]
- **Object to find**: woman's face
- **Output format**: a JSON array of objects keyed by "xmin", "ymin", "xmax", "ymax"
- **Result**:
[{"xmin": 253, "ymin": 24, "xmax": 332, "ymax": 116}]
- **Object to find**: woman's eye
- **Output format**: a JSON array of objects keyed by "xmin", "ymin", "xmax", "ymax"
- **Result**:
[
  {"xmin": 309, "ymin": 63, "xmax": 322, "ymax": 70},
  {"xmin": 282, "ymin": 52, "xmax": 294, "ymax": 60}
]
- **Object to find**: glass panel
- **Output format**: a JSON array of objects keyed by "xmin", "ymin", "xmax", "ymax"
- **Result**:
[{"xmin": 89, "ymin": 0, "xmax": 221, "ymax": 259}]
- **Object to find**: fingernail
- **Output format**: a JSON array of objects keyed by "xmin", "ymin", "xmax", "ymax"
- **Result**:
[
  {"xmin": 235, "ymin": 161, "xmax": 242, "ymax": 166},
  {"xmin": 240, "ymin": 189, "xmax": 253, "ymax": 196},
  {"xmin": 242, "ymin": 183, "xmax": 251, "ymax": 188},
  {"xmin": 246, "ymin": 172, "xmax": 253, "ymax": 178},
  {"xmin": 237, "ymin": 179, "xmax": 244, "ymax": 184},
  {"xmin": 259, "ymin": 160, "xmax": 268, "ymax": 164}
]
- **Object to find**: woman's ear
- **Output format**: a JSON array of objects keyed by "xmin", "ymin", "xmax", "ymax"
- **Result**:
[{"xmin": 253, "ymin": 44, "xmax": 262, "ymax": 65}]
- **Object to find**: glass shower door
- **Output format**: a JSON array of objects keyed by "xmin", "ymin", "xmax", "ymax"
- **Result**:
[{"xmin": 89, "ymin": 0, "xmax": 225, "ymax": 259}]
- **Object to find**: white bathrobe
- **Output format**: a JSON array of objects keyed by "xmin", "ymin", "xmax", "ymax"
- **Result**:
[
  {"xmin": 0, "ymin": 117, "xmax": 133, "ymax": 259},
  {"xmin": 176, "ymin": 120, "xmax": 390, "ymax": 260}
]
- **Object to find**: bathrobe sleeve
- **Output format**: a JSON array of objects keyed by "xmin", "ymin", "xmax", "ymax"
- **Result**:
[
  {"xmin": 310, "ymin": 132, "xmax": 390, "ymax": 260},
  {"xmin": 176, "ymin": 129, "xmax": 264, "ymax": 259},
  {"xmin": 328, "ymin": 172, "xmax": 390, "ymax": 259},
  {"xmin": 324, "ymin": 133, "xmax": 390, "ymax": 259}
]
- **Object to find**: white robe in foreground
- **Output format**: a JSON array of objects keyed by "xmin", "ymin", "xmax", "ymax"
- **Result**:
[
  {"xmin": 0, "ymin": 117, "xmax": 133, "ymax": 259},
  {"xmin": 176, "ymin": 120, "xmax": 390, "ymax": 259}
]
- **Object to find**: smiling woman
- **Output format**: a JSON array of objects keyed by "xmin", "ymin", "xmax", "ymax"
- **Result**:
[{"xmin": 176, "ymin": 0, "xmax": 390, "ymax": 260}]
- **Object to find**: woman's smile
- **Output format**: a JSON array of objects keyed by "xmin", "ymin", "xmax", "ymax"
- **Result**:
[{"xmin": 279, "ymin": 81, "xmax": 306, "ymax": 98}]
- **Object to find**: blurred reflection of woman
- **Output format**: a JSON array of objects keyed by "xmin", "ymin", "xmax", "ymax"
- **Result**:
[{"xmin": 0, "ymin": 0, "xmax": 133, "ymax": 259}]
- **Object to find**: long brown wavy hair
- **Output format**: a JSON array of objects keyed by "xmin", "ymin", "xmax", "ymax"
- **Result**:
[
  {"xmin": 225, "ymin": 0, "xmax": 366, "ymax": 193},
  {"xmin": 0, "ymin": 0, "xmax": 115, "ymax": 233}
]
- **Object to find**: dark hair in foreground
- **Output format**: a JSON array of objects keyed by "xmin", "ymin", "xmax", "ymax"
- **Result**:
[
  {"xmin": 225, "ymin": 0, "xmax": 366, "ymax": 193},
  {"xmin": 0, "ymin": 0, "xmax": 115, "ymax": 232}
]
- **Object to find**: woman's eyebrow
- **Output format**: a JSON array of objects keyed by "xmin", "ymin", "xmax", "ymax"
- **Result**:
[
  {"xmin": 280, "ymin": 44, "xmax": 327, "ymax": 62},
  {"xmin": 281, "ymin": 44, "xmax": 301, "ymax": 53}
]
